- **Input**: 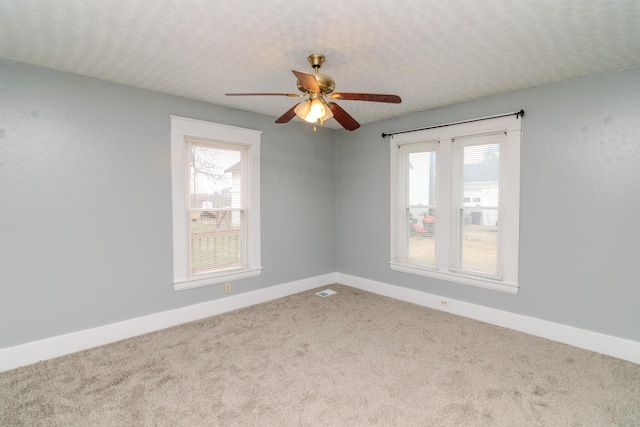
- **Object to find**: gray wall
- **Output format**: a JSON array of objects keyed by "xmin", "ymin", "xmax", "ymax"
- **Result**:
[
  {"xmin": 0, "ymin": 59, "xmax": 336, "ymax": 348},
  {"xmin": 2, "ymin": 57, "xmax": 639, "ymax": 350},
  {"xmin": 336, "ymin": 67, "xmax": 640, "ymax": 342}
]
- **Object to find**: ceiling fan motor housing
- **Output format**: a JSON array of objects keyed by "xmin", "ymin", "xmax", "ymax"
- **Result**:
[
  {"xmin": 297, "ymin": 73, "xmax": 335, "ymax": 94},
  {"xmin": 294, "ymin": 53, "xmax": 335, "ymax": 94}
]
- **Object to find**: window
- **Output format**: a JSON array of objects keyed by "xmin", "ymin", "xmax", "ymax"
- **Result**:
[
  {"xmin": 171, "ymin": 116, "xmax": 262, "ymax": 291},
  {"xmin": 390, "ymin": 115, "xmax": 521, "ymax": 293}
]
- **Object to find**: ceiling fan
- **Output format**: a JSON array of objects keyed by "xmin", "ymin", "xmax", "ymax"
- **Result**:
[{"xmin": 226, "ymin": 54, "xmax": 402, "ymax": 131}]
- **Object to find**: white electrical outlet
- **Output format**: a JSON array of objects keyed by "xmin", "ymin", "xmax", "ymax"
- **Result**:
[
  {"xmin": 224, "ymin": 283, "xmax": 231, "ymax": 293},
  {"xmin": 440, "ymin": 299, "xmax": 449, "ymax": 307}
]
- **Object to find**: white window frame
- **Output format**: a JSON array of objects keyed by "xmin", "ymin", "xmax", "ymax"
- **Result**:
[
  {"xmin": 390, "ymin": 115, "xmax": 521, "ymax": 294},
  {"xmin": 171, "ymin": 116, "xmax": 262, "ymax": 291}
]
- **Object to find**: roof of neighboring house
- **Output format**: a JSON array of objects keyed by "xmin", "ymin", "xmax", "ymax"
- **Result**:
[
  {"xmin": 464, "ymin": 159, "xmax": 499, "ymax": 182},
  {"xmin": 225, "ymin": 161, "xmax": 241, "ymax": 173}
]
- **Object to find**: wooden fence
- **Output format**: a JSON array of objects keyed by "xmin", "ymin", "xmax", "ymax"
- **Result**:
[{"xmin": 191, "ymin": 229, "xmax": 241, "ymax": 273}]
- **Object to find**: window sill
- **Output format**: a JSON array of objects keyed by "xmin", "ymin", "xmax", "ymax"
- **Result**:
[
  {"xmin": 173, "ymin": 266, "xmax": 263, "ymax": 291},
  {"xmin": 389, "ymin": 261, "xmax": 518, "ymax": 294}
]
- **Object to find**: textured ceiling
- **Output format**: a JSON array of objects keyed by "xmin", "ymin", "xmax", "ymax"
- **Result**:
[{"xmin": 1, "ymin": 0, "xmax": 640, "ymax": 129}]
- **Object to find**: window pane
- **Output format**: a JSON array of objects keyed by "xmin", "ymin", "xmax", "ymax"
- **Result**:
[
  {"xmin": 188, "ymin": 143, "xmax": 244, "ymax": 274},
  {"xmin": 407, "ymin": 208, "xmax": 436, "ymax": 266},
  {"xmin": 190, "ymin": 210, "xmax": 244, "ymax": 273},
  {"xmin": 391, "ymin": 116, "xmax": 519, "ymax": 291},
  {"xmin": 458, "ymin": 143, "xmax": 500, "ymax": 276},
  {"xmin": 406, "ymin": 150, "xmax": 437, "ymax": 268},
  {"xmin": 189, "ymin": 145, "xmax": 240, "ymax": 208}
]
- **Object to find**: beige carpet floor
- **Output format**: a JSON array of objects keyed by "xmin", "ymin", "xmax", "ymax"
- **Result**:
[{"xmin": 1, "ymin": 284, "xmax": 639, "ymax": 426}]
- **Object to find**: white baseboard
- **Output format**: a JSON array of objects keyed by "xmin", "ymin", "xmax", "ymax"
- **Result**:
[
  {"xmin": 336, "ymin": 273, "xmax": 640, "ymax": 365},
  {"xmin": 3, "ymin": 271, "xmax": 638, "ymax": 373},
  {"xmin": 0, "ymin": 273, "xmax": 337, "ymax": 373}
]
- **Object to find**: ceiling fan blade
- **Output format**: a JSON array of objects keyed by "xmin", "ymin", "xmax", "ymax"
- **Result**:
[
  {"xmin": 226, "ymin": 93, "xmax": 300, "ymax": 97},
  {"xmin": 329, "ymin": 93, "xmax": 402, "ymax": 103},
  {"xmin": 275, "ymin": 103, "xmax": 299, "ymax": 123},
  {"xmin": 329, "ymin": 103, "xmax": 360, "ymax": 131},
  {"xmin": 292, "ymin": 70, "xmax": 320, "ymax": 93}
]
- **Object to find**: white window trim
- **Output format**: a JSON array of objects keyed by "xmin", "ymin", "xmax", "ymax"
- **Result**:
[
  {"xmin": 170, "ymin": 116, "xmax": 262, "ymax": 291},
  {"xmin": 389, "ymin": 115, "xmax": 521, "ymax": 294}
]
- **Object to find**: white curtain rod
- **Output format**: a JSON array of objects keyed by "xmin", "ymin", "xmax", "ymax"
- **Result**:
[{"xmin": 381, "ymin": 109, "xmax": 524, "ymax": 138}]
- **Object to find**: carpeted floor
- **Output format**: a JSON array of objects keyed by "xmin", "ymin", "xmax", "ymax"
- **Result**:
[{"xmin": 1, "ymin": 284, "xmax": 639, "ymax": 426}]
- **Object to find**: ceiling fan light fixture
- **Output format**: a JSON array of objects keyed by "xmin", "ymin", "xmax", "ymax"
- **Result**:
[
  {"xmin": 305, "ymin": 98, "xmax": 326, "ymax": 123},
  {"xmin": 319, "ymin": 102, "xmax": 333, "ymax": 124},
  {"xmin": 294, "ymin": 98, "xmax": 326, "ymax": 123},
  {"xmin": 294, "ymin": 100, "xmax": 311, "ymax": 120}
]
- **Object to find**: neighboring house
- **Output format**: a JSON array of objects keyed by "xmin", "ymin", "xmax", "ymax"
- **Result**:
[
  {"xmin": 193, "ymin": 193, "xmax": 232, "ymax": 210},
  {"xmin": 225, "ymin": 161, "xmax": 242, "ymax": 227},
  {"xmin": 463, "ymin": 157, "xmax": 499, "ymax": 226},
  {"xmin": 407, "ymin": 155, "xmax": 500, "ymax": 227}
]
